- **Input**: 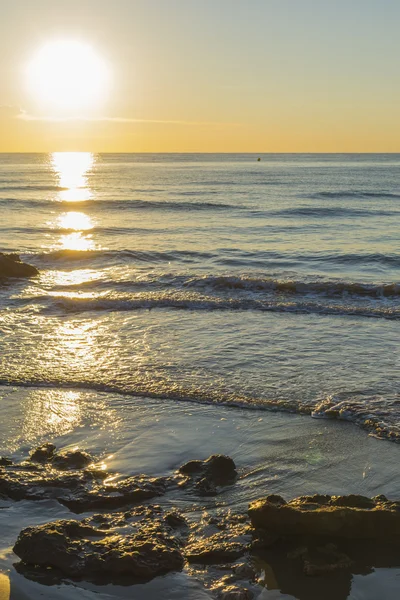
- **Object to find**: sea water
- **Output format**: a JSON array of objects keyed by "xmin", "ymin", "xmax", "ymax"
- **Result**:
[{"xmin": 0, "ymin": 152, "xmax": 399, "ymax": 451}]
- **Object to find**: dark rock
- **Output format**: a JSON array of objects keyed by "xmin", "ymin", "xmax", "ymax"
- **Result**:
[
  {"xmin": 204, "ymin": 455, "xmax": 237, "ymax": 483},
  {"xmin": 13, "ymin": 506, "xmax": 185, "ymax": 582},
  {"xmin": 232, "ymin": 562, "xmax": 256, "ymax": 580},
  {"xmin": 330, "ymin": 494, "xmax": 376, "ymax": 509},
  {"xmin": 0, "ymin": 253, "xmax": 38, "ymax": 278},
  {"xmin": 30, "ymin": 443, "xmax": 56, "ymax": 463},
  {"xmin": 52, "ymin": 450, "xmax": 93, "ymax": 470},
  {"xmin": 249, "ymin": 494, "xmax": 400, "ymax": 540},
  {"xmin": 178, "ymin": 454, "xmax": 237, "ymax": 496},
  {"xmin": 0, "ymin": 460, "xmax": 166, "ymax": 511},
  {"xmin": 186, "ymin": 512, "xmax": 252, "ymax": 565},
  {"xmin": 196, "ymin": 477, "xmax": 218, "ymax": 496},
  {"xmin": 179, "ymin": 460, "xmax": 204, "ymax": 475},
  {"xmin": 218, "ymin": 586, "xmax": 254, "ymax": 600},
  {"xmin": 0, "ymin": 457, "xmax": 13, "ymax": 466},
  {"xmin": 59, "ymin": 475, "xmax": 168, "ymax": 513},
  {"xmin": 186, "ymin": 535, "xmax": 246, "ymax": 564},
  {"xmin": 164, "ymin": 511, "xmax": 188, "ymax": 528}
]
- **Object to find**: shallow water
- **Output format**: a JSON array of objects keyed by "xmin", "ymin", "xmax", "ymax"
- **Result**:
[{"xmin": 0, "ymin": 153, "xmax": 399, "ymax": 599}]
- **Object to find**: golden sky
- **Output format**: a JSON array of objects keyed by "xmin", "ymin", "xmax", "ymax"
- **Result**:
[{"xmin": 1, "ymin": 0, "xmax": 400, "ymax": 152}]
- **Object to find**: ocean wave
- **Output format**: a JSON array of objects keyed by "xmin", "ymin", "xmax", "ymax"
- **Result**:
[
  {"xmin": 47, "ymin": 272, "xmax": 400, "ymax": 300},
  {"xmin": 311, "ymin": 393, "xmax": 400, "ymax": 442},
  {"xmin": 0, "ymin": 184, "xmax": 69, "ymax": 192},
  {"xmin": 0, "ymin": 197, "xmax": 241, "ymax": 211},
  {"xmin": 30, "ymin": 291, "xmax": 400, "ymax": 320},
  {"xmin": 33, "ymin": 248, "xmax": 215, "ymax": 264},
  {"xmin": 311, "ymin": 190, "xmax": 400, "ymax": 200},
  {"xmin": 270, "ymin": 206, "xmax": 398, "ymax": 218},
  {"xmin": 0, "ymin": 379, "xmax": 399, "ymax": 444},
  {"xmin": 183, "ymin": 274, "xmax": 400, "ymax": 297},
  {"xmin": 27, "ymin": 248, "xmax": 400, "ymax": 269}
]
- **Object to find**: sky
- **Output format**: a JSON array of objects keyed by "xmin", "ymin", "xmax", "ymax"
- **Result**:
[{"xmin": 1, "ymin": 0, "xmax": 400, "ymax": 152}]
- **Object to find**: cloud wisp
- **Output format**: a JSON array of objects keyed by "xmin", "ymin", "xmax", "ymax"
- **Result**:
[{"xmin": 16, "ymin": 112, "xmax": 240, "ymax": 127}]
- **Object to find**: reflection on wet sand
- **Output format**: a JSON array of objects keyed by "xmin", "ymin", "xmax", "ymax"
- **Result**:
[{"xmin": 0, "ymin": 573, "xmax": 9, "ymax": 600}]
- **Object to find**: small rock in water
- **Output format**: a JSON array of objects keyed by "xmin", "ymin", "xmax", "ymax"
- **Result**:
[
  {"xmin": 52, "ymin": 449, "xmax": 93, "ymax": 470},
  {"xmin": 232, "ymin": 562, "xmax": 256, "ymax": 580},
  {"xmin": 30, "ymin": 443, "xmax": 56, "ymax": 463},
  {"xmin": 204, "ymin": 455, "xmax": 237, "ymax": 483},
  {"xmin": 0, "ymin": 457, "xmax": 13, "ymax": 466},
  {"xmin": 0, "ymin": 253, "xmax": 38, "ymax": 278},
  {"xmin": 179, "ymin": 460, "xmax": 204, "ymax": 474},
  {"xmin": 178, "ymin": 454, "xmax": 237, "ymax": 496},
  {"xmin": 219, "ymin": 586, "xmax": 254, "ymax": 600}
]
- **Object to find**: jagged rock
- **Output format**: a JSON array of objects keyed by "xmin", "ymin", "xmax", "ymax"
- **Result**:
[
  {"xmin": 30, "ymin": 443, "xmax": 56, "ymax": 463},
  {"xmin": 0, "ymin": 457, "xmax": 12, "ymax": 466},
  {"xmin": 59, "ymin": 475, "xmax": 168, "ymax": 513},
  {"xmin": 13, "ymin": 506, "xmax": 185, "ymax": 582},
  {"xmin": 196, "ymin": 477, "xmax": 218, "ymax": 496},
  {"xmin": 248, "ymin": 494, "xmax": 400, "ymax": 540},
  {"xmin": 0, "ymin": 460, "xmax": 166, "ymax": 511},
  {"xmin": 204, "ymin": 455, "xmax": 237, "ymax": 483},
  {"xmin": 231, "ymin": 562, "xmax": 256, "ymax": 580},
  {"xmin": 30, "ymin": 444, "xmax": 93, "ymax": 470},
  {"xmin": 186, "ymin": 534, "xmax": 246, "ymax": 564},
  {"xmin": 186, "ymin": 511, "xmax": 252, "ymax": 565},
  {"xmin": 179, "ymin": 460, "xmax": 204, "ymax": 474},
  {"xmin": 0, "ymin": 253, "xmax": 38, "ymax": 278},
  {"xmin": 52, "ymin": 450, "xmax": 93, "ymax": 470},
  {"xmin": 178, "ymin": 454, "xmax": 237, "ymax": 496},
  {"xmin": 218, "ymin": 586, "xmax": 254, "ymax": 600}
]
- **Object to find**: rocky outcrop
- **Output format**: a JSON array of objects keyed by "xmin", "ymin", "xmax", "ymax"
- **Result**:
[
  {"xmin": 185, "ymin": 510, "xmax": 252, "ymax": 567},
  {"xmin": 0, "ymin": 253, "xmax": 38, "ymax": 278},
  {"xmin": 0, "ymin": 447, "xmax": 167, "ymax": 512},
  {"xmin": 248, "ymin": 493, "xmax": 400, "ymax": 540},
  {"xmin": 218, "ymin": 587, "xmax": 254, "ymax": 600},
  {"xmin": 30, "ymin": 444, "xmax": 93, "ymax": 470},
  {"xmin": 13, "ymin": 506, "xmax": 185, "ymax": 583},
  {"xmin": 179, "ymin": 454, "xmax": 237, "ymax": 496},
  {"xmin": 59, "ymin": 474, "xmax": 168, "ymax": 512}
]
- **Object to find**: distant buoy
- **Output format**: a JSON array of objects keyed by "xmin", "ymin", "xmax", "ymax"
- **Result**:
[{"xmin": 257, "ymin": 157, "xmax": 261, "ymax": 161}]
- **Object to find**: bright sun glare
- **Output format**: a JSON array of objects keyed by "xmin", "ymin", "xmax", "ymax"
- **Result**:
[{"xmin": 26, "ymin": 40, "xmax": 110, "ymax": 113}]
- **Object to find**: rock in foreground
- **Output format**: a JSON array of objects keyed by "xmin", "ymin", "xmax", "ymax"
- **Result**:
[
  {"xmin": 0, "ymin": 446, "xmax": 167, "ymax": 512},
  {"xmin": 0, "ymin": 253, "xmax": 38, "ymax": 278},
  {"xmin": 179, "ymin": 454, "xmax": 237, "ymax": 496},
  {"xmin": 249, "ymin": 494, "xmax": 400, "ymax": 540},
  {"xmin": 13, "ymin": 506, "xmax": 185, "ymax": 582}
]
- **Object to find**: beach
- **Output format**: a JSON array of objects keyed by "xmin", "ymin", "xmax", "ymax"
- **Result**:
[
  {"xmin": 1, "ymin": 153, "xmax": 399, "ymax": 599},
  {"xmin": 1, "ymin": 392, "xmax": 400, "ymax": 599}
]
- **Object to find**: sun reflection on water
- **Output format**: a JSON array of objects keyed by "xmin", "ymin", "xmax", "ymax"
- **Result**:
[
  {"xmin": 49, "ymin": 152, "xmax": 97, "ymax": 251},
  {"xmin": 20, "ymin": 390, "xmax": 82, "ymax": 441},
  {"xmin": 59, "ymin": 211, "xmax": 93, "ymax": 231},
  {"xmin": 60, "ymin": 231, "xmax": 95, "ymax": 251},
  {"xmin": 51, "ymin": 152, "xmax": 94, "ymax": 202}
]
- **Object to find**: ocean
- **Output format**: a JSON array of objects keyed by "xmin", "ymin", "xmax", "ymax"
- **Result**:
[
  {"xmin": 1, "ymin": 153, "xmax": 400, "ymax": 599},
  {"xmin": 0, "ymin": 153, "xmax": 399, "ymax": 446}
]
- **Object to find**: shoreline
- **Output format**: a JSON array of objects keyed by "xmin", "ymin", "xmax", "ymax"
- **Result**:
[{"xmin": 1, "ymin": 391, "xmax": 400, "ymax": 599}]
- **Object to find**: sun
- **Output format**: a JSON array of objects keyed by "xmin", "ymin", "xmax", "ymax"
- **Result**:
[{"xmin": 26, "ymin": 40, "xmax": 110, "ymax": 113}]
